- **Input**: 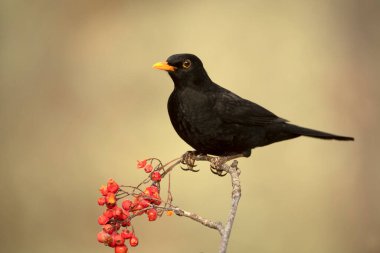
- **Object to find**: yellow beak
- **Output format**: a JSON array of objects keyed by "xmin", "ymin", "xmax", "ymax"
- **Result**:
[{"xmin": 152, "ymin": 61, "xmax": 176, "ymax": 72}]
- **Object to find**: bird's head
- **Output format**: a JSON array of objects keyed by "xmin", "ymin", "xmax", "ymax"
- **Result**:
[{"xmin": 153, "ymin": 54, "xmax": 211, "ymax": 88}]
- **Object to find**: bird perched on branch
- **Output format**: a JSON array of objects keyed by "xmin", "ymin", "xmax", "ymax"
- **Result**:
[{"xmin": 153, "ymin": 53, "xmax": 354, "ymax": 160}]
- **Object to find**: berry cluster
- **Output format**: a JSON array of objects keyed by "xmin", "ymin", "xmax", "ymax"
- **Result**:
[{"xmin": 97, "ymin": 159, "xmax": 169, "ymax": 253}]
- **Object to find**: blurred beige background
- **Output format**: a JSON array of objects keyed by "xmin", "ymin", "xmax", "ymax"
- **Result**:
[{"xmin": 1, "ymin": 1, "xmax": 379, "ymax": 253}]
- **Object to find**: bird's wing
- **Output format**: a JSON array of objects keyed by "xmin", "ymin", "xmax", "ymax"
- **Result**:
[{"xmin": 214, "ymin": 91, "xmax": 287, "ymax": 126}]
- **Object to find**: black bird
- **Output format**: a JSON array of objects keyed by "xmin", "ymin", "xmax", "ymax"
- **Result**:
[{"xmin": 153, "ymin": 54, "xmax": 354, "ymax": 158}]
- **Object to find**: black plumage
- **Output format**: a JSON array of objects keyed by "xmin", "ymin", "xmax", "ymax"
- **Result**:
[{"xmin": 153, "ymin": 54, "xmax": 354, "ymax": 157}]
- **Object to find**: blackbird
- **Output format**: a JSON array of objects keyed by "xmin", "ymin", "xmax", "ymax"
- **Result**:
[{"xmin": 153, "ymin": 54, "xmax": 354, "ymax": 158}]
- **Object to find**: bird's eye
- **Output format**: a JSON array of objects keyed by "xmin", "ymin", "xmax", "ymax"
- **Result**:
[{"xmin": 182, "ymin": 59, "xmax": 191, "ymax": 69}]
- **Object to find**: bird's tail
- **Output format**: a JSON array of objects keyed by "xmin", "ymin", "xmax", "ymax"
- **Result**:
[{"xmin": 286, "ymin": 123, "xmax": 354, "ymax": 141}]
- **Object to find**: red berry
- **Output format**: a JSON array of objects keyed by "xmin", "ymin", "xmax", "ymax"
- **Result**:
[
  {"xmin": 108, "ymin": 236, "xmax": 116, "ymax": 248},
  {"xmin": 107, "ymin": 179, "xmax": 119, "ymax": 193},
  {"xmin": 103, "ymin": 224, "xmax": 114, "ymax": 234},
  {"xmin": 145, "ymin": 186, "xmax": 160, "ymax": 204},
  {"xmin": 121, "ymin": 229, "xmax": 133, "ymax": 239},
  {"xmin": 97, "ymin": 231, "xmax": 110, "ymax": 243},
  {"xmin": 115, "ymin": 245, "xmax": 128, "ymax": 253},
  {"xmin": 139, "ymin": 199, "xmax": 150, "ymax": 208},
  {"xmin": 129, "ymin": 236, "xmax": 138, "ymax": 247},
  {"xmin": 144, "ymin": 186, "xmax": 159, "ymax": 197},
  {"xmin": 119, "ymin": 213, "xmax": 127, "ymax": 221},
  {"xmin": 114, "ymin": 207, "xmax": 123, "ymax": 219},
  {"xmin": 149, "ymin": 185, "xmax": 159, "ymax": 193},
  {"xmin": 151, "ymin": 171, "xmax": 161, "ymax": 182},
  {"xmin": 121, "ymin": 220, "xmax": 131, "ymax": 227},
  {"xmin": 132, "ymin": 202, "xmax": 145, "ymax": 216},
  {"xmin": 122, "ymin": 200, "xmax": 132, "ymax": 211},
  {"xmin": 137, "ymin": 160, "xmax": 147, "ymax": 168},
  {"xmin": 147, "ymin": 208, "xmax": 157, "ymax": 221},
  {"xmin": 119, "ymin": 211, "xmax": 129, "ymax": 221},
  {"xmin": 106, "ymin": 193, "xmax": 117, "ymax": 206},
  {"xmin": 144, "ymin": 164, "xmax": 153, "ymax": 173},
  {"xmin": 103, "ymin": 209, "xmax": 114, "ymax": 219},
  {"xmin": 150, "ymin": 193, "xmax": 161, "ymax": 205},
  {"xmin": 98, "ymin": 197, "xmax": 106, "ymax": 206},
  {"xmin": 113, "ymin": 234, "xmax": 125, "ymax": 246},
  {"xmin": 132, "ymin": 200, "xmax": 143, "ymax": 211},
  {"xmin": 98, "ymin": 215, "xmax": 109, "ymax": 225},
  {"xmin": 100, "ymin": 185, "xmax": 108, "ymax": 196}
]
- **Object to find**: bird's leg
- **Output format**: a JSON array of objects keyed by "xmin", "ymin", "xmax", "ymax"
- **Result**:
[
  {"xmin": 181, "ymin": 151, "xmax": 203, "ymax": 172},
  {"xmin": 210, "ymin": 154, "xmax": 244, "ymax": 177}
]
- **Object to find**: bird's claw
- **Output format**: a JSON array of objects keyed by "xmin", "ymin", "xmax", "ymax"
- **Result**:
[
  {"xmin": 209, "ymin": 157, "xmax": 228, "ymax": 177},
  {"xmin": 210, "ymin": 166, "xmax": 228, "ymax": 177},
  {"xmin": 181, "ymin": 151, "xmax": 200, "ymax": 172},
  {"xmin": 180, "ymin": 165, "xmax": 199, "ymax": 172},
  {"xmin": 209, "ymin": 154, "xmax": 244, "ymax": 177}
]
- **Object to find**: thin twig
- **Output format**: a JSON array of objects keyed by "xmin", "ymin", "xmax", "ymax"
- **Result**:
[
  {"xmin": 161, "ymin": 159, "xmax": 182, "ymax": 178},
  {"xmin": 156, "ymin": 206, "xmax": 224, "ymax": 235}
]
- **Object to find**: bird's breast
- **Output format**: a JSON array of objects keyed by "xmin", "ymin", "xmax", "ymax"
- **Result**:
[{"xmin": 167, "ymin": 89, "xmax": 225, "ymax": 149}]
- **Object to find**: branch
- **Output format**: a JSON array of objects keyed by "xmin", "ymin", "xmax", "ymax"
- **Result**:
[
  {"xmin": 171, "ymin": 207, "xmax": 224, "ymax": 235},
  {"xmin": 171, "ymin": 154, "xmax": 242, "ymax": 253},
  {"xmin": 219, "ymin": 160, "xmax": 241, "ymax": 253}
]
